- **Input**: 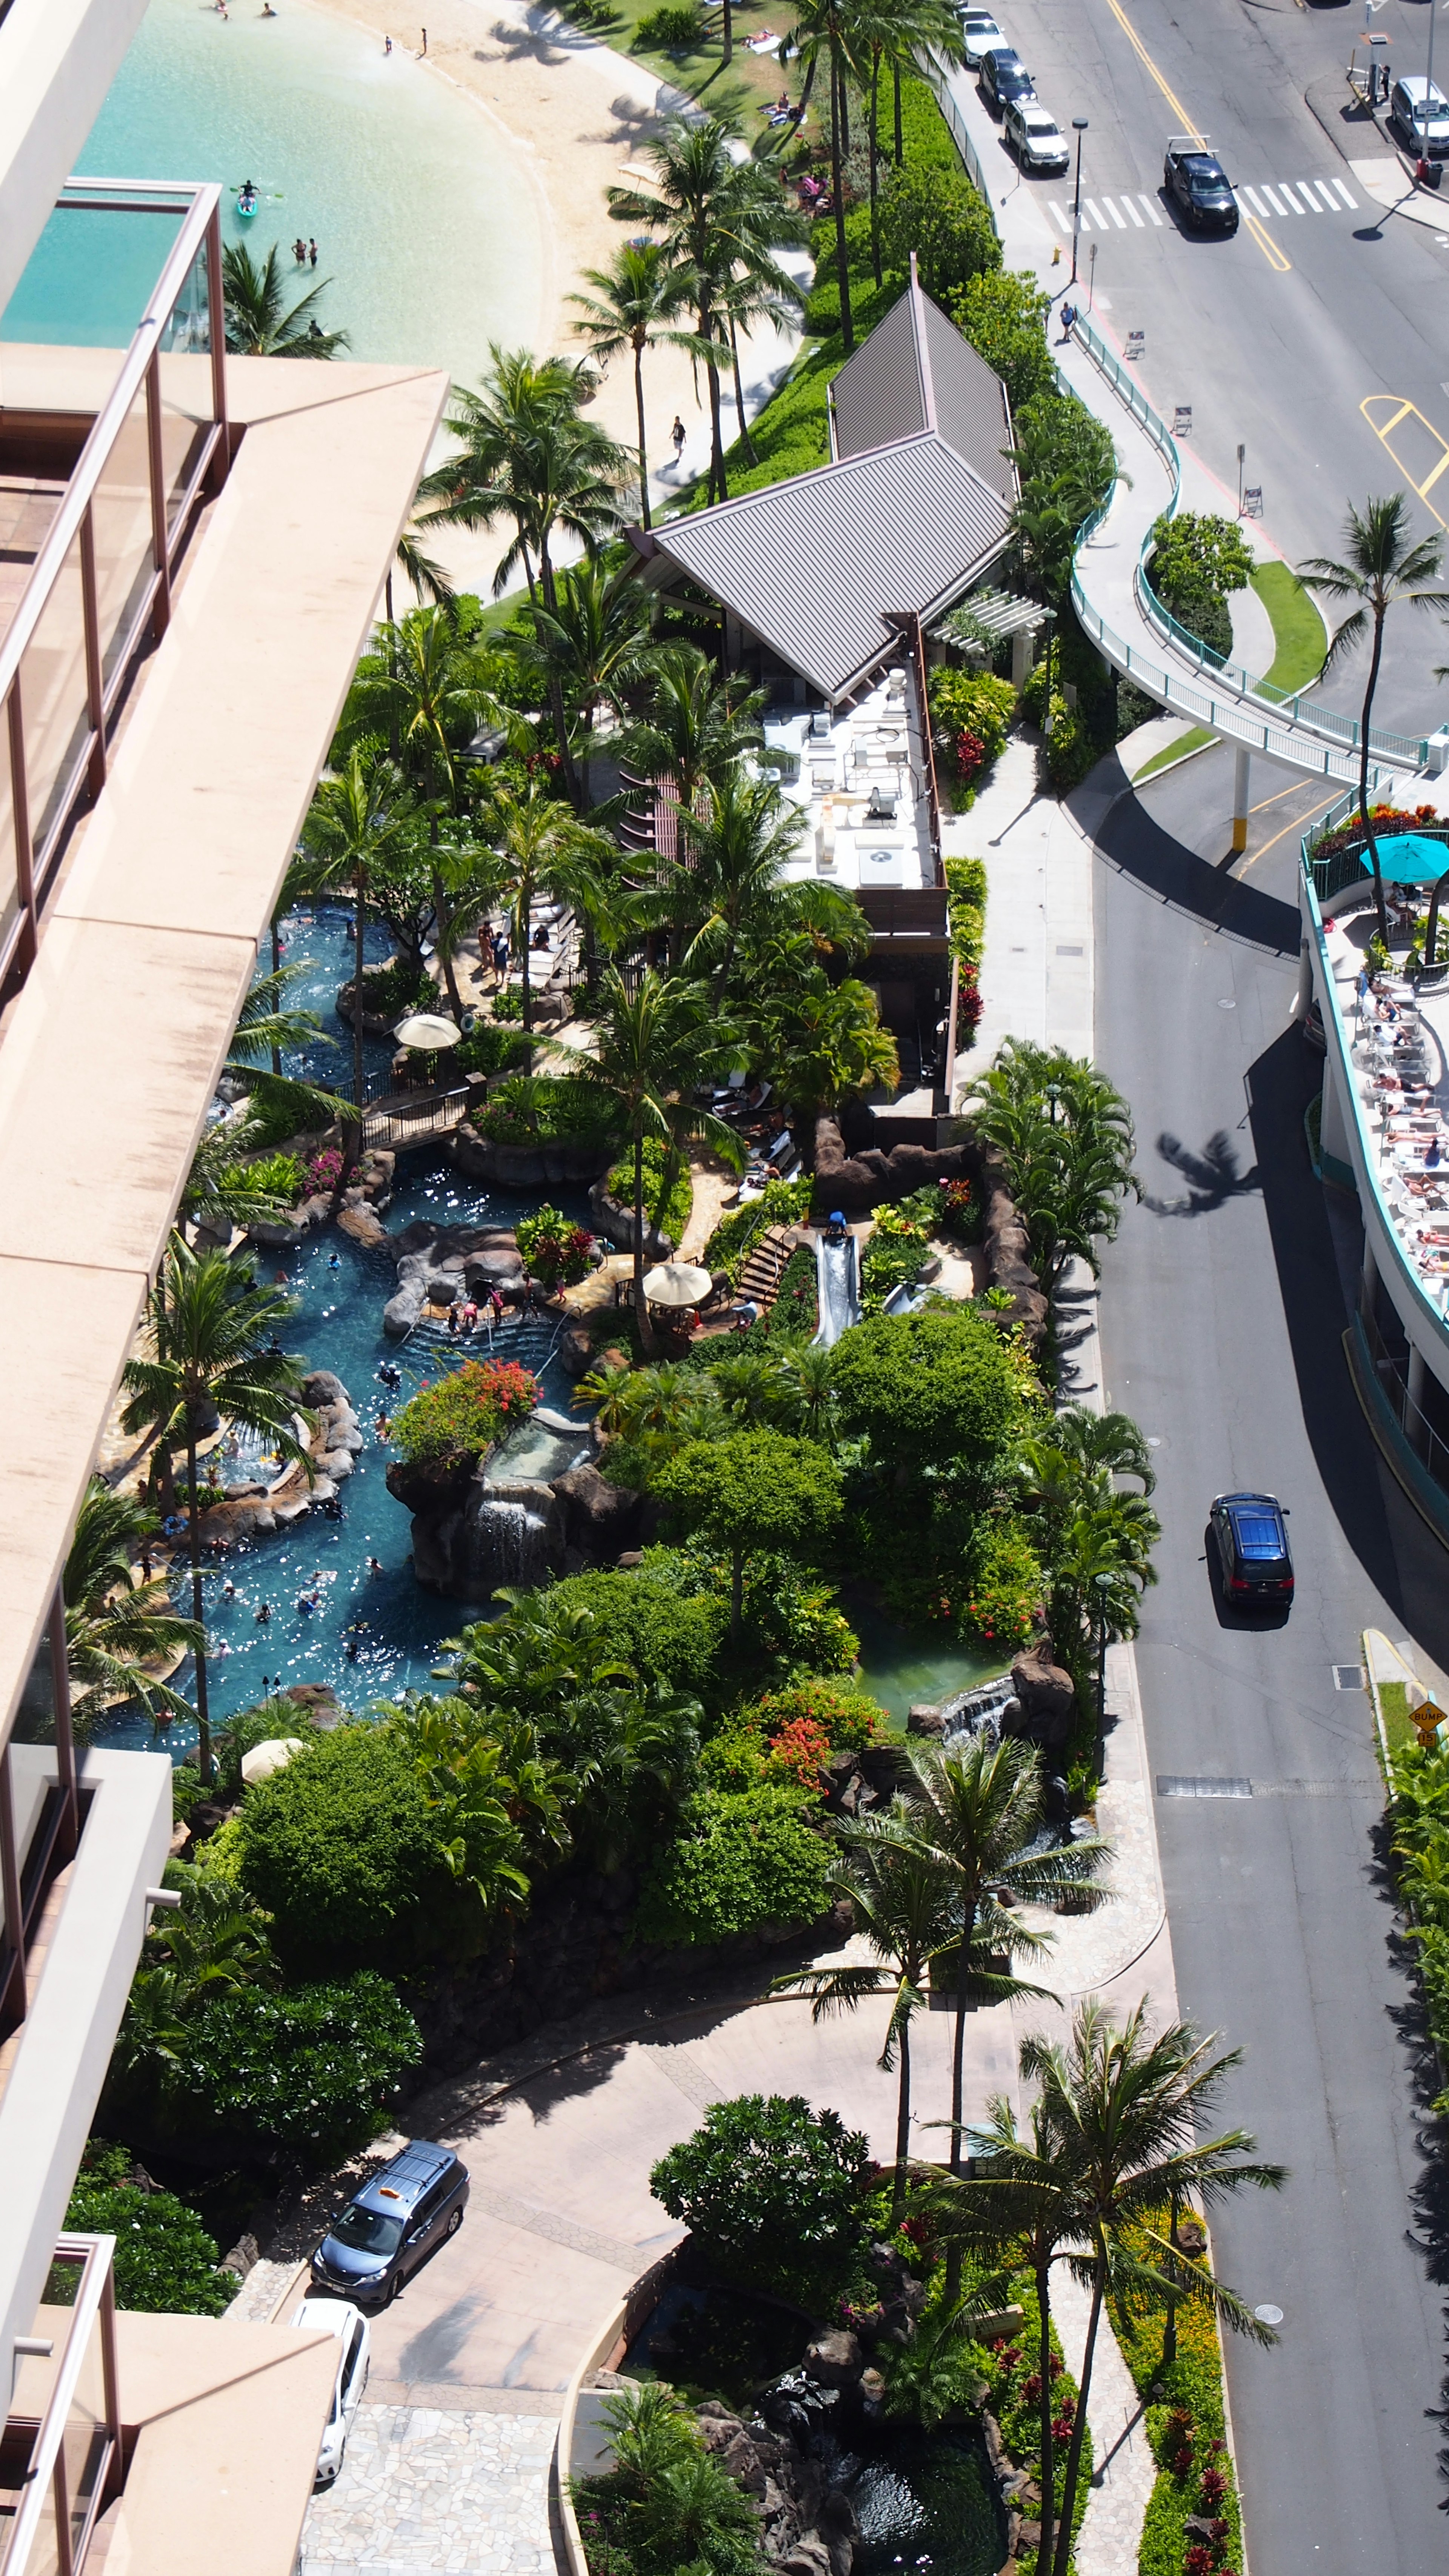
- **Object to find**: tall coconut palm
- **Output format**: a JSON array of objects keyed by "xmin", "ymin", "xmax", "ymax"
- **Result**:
[
  {"xmin": 774, "ymin": 1802, "xmax": 960, "ymax": 2216},
  {"xmin": 574, "ymin": 969, "xmax": 742, "ymax": 1342},
  {"xmin": 712, "ymin": 249, "xmax": 806, "ymax": 464},
  {"xmin": 889, "ymin": 1736, "xmax": 1110, "ymax": 2297},
  {"xmin": 620, "ymin": 649, "xmax": 769, "ymax": 864},
  {"xmin": 120, "ymin": 1239, "xmax": 311, "ymax": 1787},
  {"xmin": 568, "ymin": 242, "xmax": 708, "ymax": 530},
  {"xmin": 62, "ymin": 1479, "xmax": 205, "ymax": 1736},
  {"xmin": 1025, "ymin": 2000, "xmax": 1286, "ymax": 2576},
  {"xmin": 1298, "ymin": 495, "xmax": 1447, "ymax": 950},
  {"xmin": 417, "ymin": 345, "xmax": 625, "ymax": 607},
  {"xmin": 609, "ymin": 121, "xmax": 806, "ymax": 502},
  {"xmin": 220, "ymin": 960, "xmax": 352, "ymax": 1147},
  {"xmin": 484, "ymin": 781, "xmax": 617, "ymax": 1033},
  {"xmin": 525, "ymin": 558, "xmax": 653, "ymax": 804},
  {"xmin": 669, "ymin": 767, "xmax": 862, "ymax": 1001},
  {"xmin": 924, "ymin": 2090, "xmax": 1089, "ymax": 2576},
  {"xmin": 300, "ymin": 745, "xmax": 408, "ymax": 1098},
  {"xmin": 774, "ymin": 0, "xmax": 855, "ymax": 348},
  {"xmin": 221, "ymin": 241, "xmax": 349, "ymax": 357}
]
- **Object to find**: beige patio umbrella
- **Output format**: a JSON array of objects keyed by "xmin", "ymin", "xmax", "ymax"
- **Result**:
[
  {"xmin": 641, "ymin": 1261, "xmax": 714, "ymax": 1309},
  {"xmin": 240, "ymin": 1736, "xmax": 306, "ymax": 1785},
  {"xmin": 394, "ymin": 1011, "xmax": 463, "ymax": 1050}
]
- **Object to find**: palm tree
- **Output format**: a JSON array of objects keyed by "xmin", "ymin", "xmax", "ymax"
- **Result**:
[
  {"xmin": 526, "ymin": 558, "xmax": 652, "ymax": 804},
  {"xmin": 851, "ymin": 0, "xmax": 964, "ymax": 281},
  {"xmin": 712, "ymin": 249, "xmax": 806, "ymax": 464},
  {"xmin": 1024, "ymin": 2000, "xmax": 1287, "ymax": 2576},
  {"xmin": 1298, "ymin": 496, "xmax": 1447, "ymax": 951},
  {"xmin": 892, "ymin": 1737, "xmax": 1111, "ymax": 2226},
  {"xmin": 758, "ymin": 970, "xmax": 899, "ymax": 1121},
  {"xmin": 926, "ymin": 2092, "xmax": 1089, "ymax": 2576},
  {"xmin": 575, "ymin": 969, "xmax": 743, "ymax": 1341},
  {"xmin": 221, "ymin": 241, "xmax": 349, "ymax": 357},
  {"xmin": 417, "ymin": 345, "xmax": 624, "ymax": 607},
  {"xmin": 966, "ymin": 1039, "xmax": 1140, "ymax": 1310},
  {"xmin": 300, "ymin": 745, "xmax": 408, "ymax": 1099},
  {"xmin": 218, "ymin": 961, "xmax": 352, "ymax": 1144},
  {"xmin": 120, "ymin": 1239, "xmax": 311, "ymax": 1787},
  {"xmin": 179, "ymin": 1112, "xmax": 298, "ymax": 1246},
  {"xmin": 609, "ymin": 121, "xmax": 806, "ymax": 502},
  {"xmin": 568, "ymin": 242, "xmax": 708, "ymax": 530},
  {"xmin": 484, "ymin": 780, "xmax": 617, "ymax": 1032},
  {"xmin": 668, "ymin": 766, "xmax": 854, "ymax": 1001},
  {"xmin": 773, "ymin": 1802, "xmax": 960, "ymax": 2215},
  {"xmin": 774, "ymin": 0, "xmax": 855, "ymax": 349},
  {"xmin": 62, "ymin": 1479, "xmax": 204, "ymax": 1736}
]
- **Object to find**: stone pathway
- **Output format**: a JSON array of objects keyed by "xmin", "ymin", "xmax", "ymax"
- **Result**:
[
  {"xmin": 301, "ymin": 2404, "xmax": 557, "ymax": 2576},
  {"xmin": 1053, "ymin": 2272, "xmax": 1160, "ymax": 2576}
]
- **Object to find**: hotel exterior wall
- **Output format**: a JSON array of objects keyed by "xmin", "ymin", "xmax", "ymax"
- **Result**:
[
  {"xmin": 0, "ymin": 0, "xmax": 150, "ymax": 311},
  {"xmin": 0, "ymin": 1746, "xmax": 170, "ymax": 2392},
  {"xmin": 1302, "ymin": 866, "xmax": 1449, "ymax": 1397}
]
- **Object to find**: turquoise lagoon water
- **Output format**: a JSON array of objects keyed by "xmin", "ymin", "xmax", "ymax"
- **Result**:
[{"xmin": 2, "ymin": 0, "xmax": 541, "ymax": 371}]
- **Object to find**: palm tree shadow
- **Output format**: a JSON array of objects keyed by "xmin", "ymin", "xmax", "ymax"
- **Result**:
[{"xmin": 1144, "ymin": 1127, "xmax": 1262, "ymax": 1217}]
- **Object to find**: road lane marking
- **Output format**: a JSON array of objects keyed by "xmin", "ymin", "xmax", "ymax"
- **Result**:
[
  {"xmin": 1240, "ymin": 185, "xmax": 1269, "ymax": 217},
  {"xmin": 1102, "ymin": 196, "xmax": 1129, "ymax": 226},
  {"xmin": 1049, "ymin": 199, "xmax": 1074, "ymax": 231},
  {"xmin": 1260, "ymin": 183, "xmax": 1291, "ymax": 215},
  {"xmin": 1102, "ymin": 0, "xmax": 1202, "ymax": 134},
  {"xmin": 1278, "ymin": 181, "xmax": 1310, "ymax": 212},
  {"xmin": 1303, "ymin": 180, "xmax": 1338, "ymax": 211},
  {"xmin": 1138, "ymin": 192, "xmax": 1163, "ymax": 223},
  {"xmin": 1244, "ymin": 212, "xmax": 1292, "ymax": 269},
  {"xmin": 1360, "ymin": 394, "xmax": 1449, "ymax": 527},
  {"xmin": 1084, "ymin": 197, "xmax": 1107, "ymax": 225},
  {"xmin": 1121, "ymin": 194, "xmax": 1145, "ymax": 225},
  {"xmin": 1332, "ymin": 176, "xmax": 1359, "ymax": 208}
]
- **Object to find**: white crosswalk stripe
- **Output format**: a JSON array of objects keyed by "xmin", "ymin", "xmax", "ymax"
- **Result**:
[
  {"xmin": 1049, "ymin": 200, "xmax": 1076, "ymax": 232},
  {"xmin": 1120, "ymin": 194, "xmax": 1145, "ymax": 226},
  {"xmin": 1240, "ymin": 185, "xmax": 1269, "ymax": 217},
  {"xmin": 1138, "ymin": 192, "xmax": 1164, "ymax": 224},
  {"xmin": 1100, "ymin": 196, "xmax": 1129, "ymax": 226},
  {"xmin": 1043, "ymin": 174, "xmax": 1357, "ymax": 239},
  {"xmin": 1332, "ymin": 175, "xmax": 1359, "ymax": 209},
  {"xmin": 1278, "ymin": 181, "xmax": 1314, "ymax": 212},
  {"xmin": 1083, "ymin": 198, "xmax": 1106, "ymax": 228}
]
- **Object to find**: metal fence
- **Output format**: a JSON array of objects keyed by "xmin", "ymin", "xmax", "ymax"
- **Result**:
[
  {"xmin": 0, "ymin": 180, "xmax": 229, "ymax": 995},
  {"xmin": 1357, "ymin": 1304, "xmax": 1449, "ymax": 1499},
  {"xmin": 361, "ymin": 1085, "xmax": 471, "ymax": 1150}
]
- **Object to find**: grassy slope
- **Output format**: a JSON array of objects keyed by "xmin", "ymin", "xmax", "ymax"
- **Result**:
[{"xmin": 1252, "ymin": 559, "xmax": 1327, "ymax": 697}]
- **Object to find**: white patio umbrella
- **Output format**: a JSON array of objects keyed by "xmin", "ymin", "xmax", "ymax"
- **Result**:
[
  {"xmin": 641, "ymin": 1261, "xmax": 714, "ymax": 1309},
  {"xmin": 394, "ymin": 1012, "xmax": 463, "ymax": 1050},
  {"xmin": 240, "ymin": 1736, "xmax": 306, "ymax": 1785}
]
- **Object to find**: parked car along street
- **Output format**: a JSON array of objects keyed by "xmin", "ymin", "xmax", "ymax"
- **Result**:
[
  {"xmin": 1004, "ymin": 98, "xmax": 1071, "ymax": 172},
  {"xmin": 978, "ymin": 46, "xmax": 1035, "ymax": 117}
]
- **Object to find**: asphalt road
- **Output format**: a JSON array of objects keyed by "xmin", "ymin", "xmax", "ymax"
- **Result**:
[
  {"xmin": 1091, "ymin": 741, "xmax": 1449, "ymax": 2573},
  {"xmin": 972, "ymin": 0, "xmax": 1449, "ymax": 731}
]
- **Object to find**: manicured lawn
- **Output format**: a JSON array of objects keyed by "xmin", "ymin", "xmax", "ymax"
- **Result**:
[
  {"xmin": 1377, "ymin": 1678, "xmax": 1417, "ymax": 1761},
  {"xmin": 1134, "ymin": 724, "xmax": 1212, "ymax": 781},
  {"xmin": 555, "ymin": 0, "xmax": 818, "ymax": 131},
  {"xmin": 1252, "ymin": 560, "xmax": 1326, "ymax": 698}
]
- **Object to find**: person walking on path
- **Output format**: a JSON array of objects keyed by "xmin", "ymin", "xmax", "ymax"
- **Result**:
[{"xmin": 670, "ymin": 416, "xmax": 686, "ymax": 464}]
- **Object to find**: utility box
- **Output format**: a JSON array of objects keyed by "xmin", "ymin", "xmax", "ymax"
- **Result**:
[{"xmin": 1424, "ymin": 727, "xmax": 1449, "ymax": 776}]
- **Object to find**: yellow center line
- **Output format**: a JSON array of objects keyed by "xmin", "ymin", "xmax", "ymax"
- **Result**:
[
  {"xmin": 1240, "ymin": 792, "xmax": 1343, "ymax": 874},
  {"xmin": 1101, "ymin": 0, "xmax": 1291, "ymax": 271}
]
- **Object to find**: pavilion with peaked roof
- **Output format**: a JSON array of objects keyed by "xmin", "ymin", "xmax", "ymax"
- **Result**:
[{"xmin": 626, "ymin": 261, "xmax": 1018, "ymax": 709}]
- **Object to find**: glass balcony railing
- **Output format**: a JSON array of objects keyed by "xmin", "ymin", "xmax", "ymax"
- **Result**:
[
  {"xmin": 2, "ymin": 2235, "xmax": 120, "ymax": 2576},
  {"xmin": 0, "ymin": 180, "xmax": 229, "ymax": 995}
]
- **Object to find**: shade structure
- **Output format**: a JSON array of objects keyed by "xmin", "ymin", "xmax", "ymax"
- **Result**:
[
  {"xmin": 1356, "ymin": 834, "xmax": 1449, "ymax": 885},
  {"xmin": 394, "ymin": 1011, "xmax": 462, "ymax": 1049},
  {"xmin": 642, "ymin": 1261, "xmax": 714, "ymax": 1309},
  {"xmin": 240, "ymin": 1736, "xmax": 306, "ymax": 1784}
]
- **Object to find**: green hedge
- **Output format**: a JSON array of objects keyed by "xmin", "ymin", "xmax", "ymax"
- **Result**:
[
  {"xmin": 637, "ymin": 1785, "xmax": 833, "ymax": 1945},
  {"xmin": 67, "ymin": 2149, "xmax": 233, "ymax": 2316},
  {"xmin": 165, "ymin": 1970, "xmax": 422, "ymax": 2155},
  {"xmin": 606, "ymin": 1136, "xmax": 692, "ymax": 1250},
  {"xmin": 237, "ymin": 1725, "xmax": 465, "ymax": 1973}
]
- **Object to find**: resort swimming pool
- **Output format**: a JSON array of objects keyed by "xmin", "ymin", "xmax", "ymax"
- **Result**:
[{"xmin": 1, "ymin": 0, "xmax": 542, "ymax": 371}]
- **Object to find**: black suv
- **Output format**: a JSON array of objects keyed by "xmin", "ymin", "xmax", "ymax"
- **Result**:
[
  {"xmin": 979, "ymin": 48, "xmax": 1035, "ymax": 116},
  {"xmin": 1209, "ymin": 1493, "xmax": 1294, "ymax": 1610},
  {"xmin": 311, "ymin": 2140, "xmax": 470, "ymax": 2306},
  {"xmin": 1163, "ymin": 140, "xmax": 1238, "ymax": 231}
]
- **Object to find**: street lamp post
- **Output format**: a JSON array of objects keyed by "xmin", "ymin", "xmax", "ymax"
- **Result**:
[
  {"xmin": 1071, "ymin": 118, "xmax": 1088, "ymax": 286},
  {"xmin": 1426, "ymin": 0, "xmax": 1443, "ymax": 169}
]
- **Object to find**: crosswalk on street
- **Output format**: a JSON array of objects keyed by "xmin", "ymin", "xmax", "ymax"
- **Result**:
[{"xmin": 1048, "ymin": 174, "xmax": 1360, "ymax": 233}]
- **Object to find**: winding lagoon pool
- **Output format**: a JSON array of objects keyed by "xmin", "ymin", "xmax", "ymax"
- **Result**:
[{"xmin": 2, "ymin": 0, "xmax": 543, "ymax": 371}]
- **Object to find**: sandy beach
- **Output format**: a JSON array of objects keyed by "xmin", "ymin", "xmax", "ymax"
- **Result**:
[{"xmin": 301, "ymin": 0, "xmax": 806, "ymax": 602}]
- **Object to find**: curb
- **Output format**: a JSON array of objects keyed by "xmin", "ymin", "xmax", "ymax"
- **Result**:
[{"xmin": 1131, "ymin": 732, "xmax": 1218, "ymax": 791}]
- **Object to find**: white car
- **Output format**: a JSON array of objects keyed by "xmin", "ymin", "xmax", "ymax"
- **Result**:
[
  {"xmin": 1390, "ymin": 74, "xmax": 1449, "ymax": 158},
  {"xmin": 290, "ymin": 2297, "xmax": 371, "ymax": 2487},
  {"xmin": 1004, "ymin": 98, "xmax": 1072, "ymax": 173},
  {"xmin": 957, "ymin": 9, "xmax": 1006, "ymax": 69}
]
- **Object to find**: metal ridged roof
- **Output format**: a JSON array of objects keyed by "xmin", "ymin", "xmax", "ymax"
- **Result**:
[
  {"xmin": 830, "ymin": 273, "xmax": 1016, "ymax": 507},
  {"xmin": 652, "ymin": 432, "xmax": 1012, "ymax": 700}
]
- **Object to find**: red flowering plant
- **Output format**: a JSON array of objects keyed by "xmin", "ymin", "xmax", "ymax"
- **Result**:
[
  {"xmin": 306, "ymin": 1147, "xmax": 345, "ymax": 1195},
  {"xmin": 763, "ymin": 1713, "xmax": 833, "ymax": 1793},
  {"xmin": 955, "ymin": 968, "xmax": 984, "ymax": 1040},
  {"xmin": 749, "ymin": 1681, "xmax": 882, "ymax": 1755},
  {"xmin": 516, "ymin": 1204, "xmax": 595, "ymax": 1291},
  {"xmin": 392, "ymin": 1357, "xmax": 537, "ymax": 1465},
  {"xmin": 954, "ymin": 727, "xmax": 988, "ymax": 783}
]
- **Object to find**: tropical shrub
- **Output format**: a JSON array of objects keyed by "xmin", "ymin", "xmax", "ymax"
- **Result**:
[
  {"xmin": 831, "ymin": 1302, "xmax": 1028, "ymax": 1486},
  {"xmin": 237, "ymin": 1726, "xmax": 462, "ymax": 1972},
  {"xmin": 245, "ymin": 1149, "xmax": 305, "ymax": 1204},
  {"xmin": 931, "ymin": 670, "xmax": 1015, "ymax": 775},
  {"xmin": 521, "ymin": 1564, "xmax": 729, "ymax": 1700},
  {"xmin": 67, "ymin": 2145, "xmax": 234, "ymax": 2315},
  {"xmin": 746, "ymin": 1679, "xmax": 883, "ymax": 1751},
  {"xmin": 391, "ymin": 1357, "xmax": 537, "ymax": 1464},
  {"xmin": 164, "ymin": 1971, "xmax": 421, "ymax": 2154},
  {"xmin": 573, "ymin": 2385, "xmax": 760, "ymax": 2576},
  {"xmin": 516, "ymin": 1204, "xmax": 595, "ymax": 1289},
  {"xmin": 880, "ymin": 164, "xmax": 1001, "ymax": 299},
  {"xmin": 306, "ymin": 1147, "xmax": 344, "ymax": 1195},
  {"xmin": 634, "ymin": 2, "xmax": 704, "ymax": 49},
  {"xmin": 474, "ymin": 1075, "xmax": 620, "ymax": 1150},
  {"xmin": 860, "ymin": 1202, "xmax": 932, "ymax": 1315},
  {"xmin": 654, "ymin": 1430, "xmax": 843, "ymax": 1633},
  {"xmin": 348, "ymin": 955, "xmax": 434, "ymax": 1021},
  {"xmin": 605, "ymin": 1136, "xmax": 692, "ymax": 1250},
  {"xmin": 649, "ymin": 2093, "xmax": 871, "ymax": 2298},
  {"xmin": 492, "ymin": 985, "xmax": 525, "ymax": 1023},
  {"xmin": 958, "ymin": 1517, "xmax": 1044, "ymax": 1653},
  {"xmin": 636, "ymin": 1786, "xmax": 833, "ymax": 1946},
  {"xmin": 702, "ymin": 1177, "xmax": 814, "ymax": 1282},
  {"xmin": 949, "ymin": 267, "xmax": 1055, "ymax": 411},
  {"xmin": 456, "ymin": 1020, "xmax": 531, "ymax": 1080}
]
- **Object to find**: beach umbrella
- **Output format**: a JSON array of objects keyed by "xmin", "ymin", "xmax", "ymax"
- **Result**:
[
  {"xmin": 240, "ymin": 1736, "xmax": 306, "ymax": 1785},
  {"xmin": 394, "ymin": 1011, "xmax": 462, "ymax": 1049},
  {"xmin": 641, "ymin": 1261, "xmax": 714, "ymax": 1309}
]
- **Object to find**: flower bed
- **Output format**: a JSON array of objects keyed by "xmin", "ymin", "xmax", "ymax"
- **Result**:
[
  {"xmin": 944, "ymin": 854, "xmax": 987, "ymax": 1049},
  {"xmin": 1108, "ymin": 2219, "xmax": 1246, "ymax": 2576},
  {"xmin": 516, "ymin": 1205, "xmax": 595, "ymax": 1290},
  {"xmin": 391, "ymin": 1358, "xmax": 538, "ymax": 1464}
]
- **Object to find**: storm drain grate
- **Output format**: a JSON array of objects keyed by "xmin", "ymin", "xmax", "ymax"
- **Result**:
[
  {"xmin": 1332, "ymin": 1664, "xmax": 1367, "ymax": 1691},
  {"xmin": 1055, "ymin": 944, "xmax": 1084, "ymax": 956},
  {"xmin": 1157, "ymin": 1776, "xmax": 1252, "ymax": 1798}
]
